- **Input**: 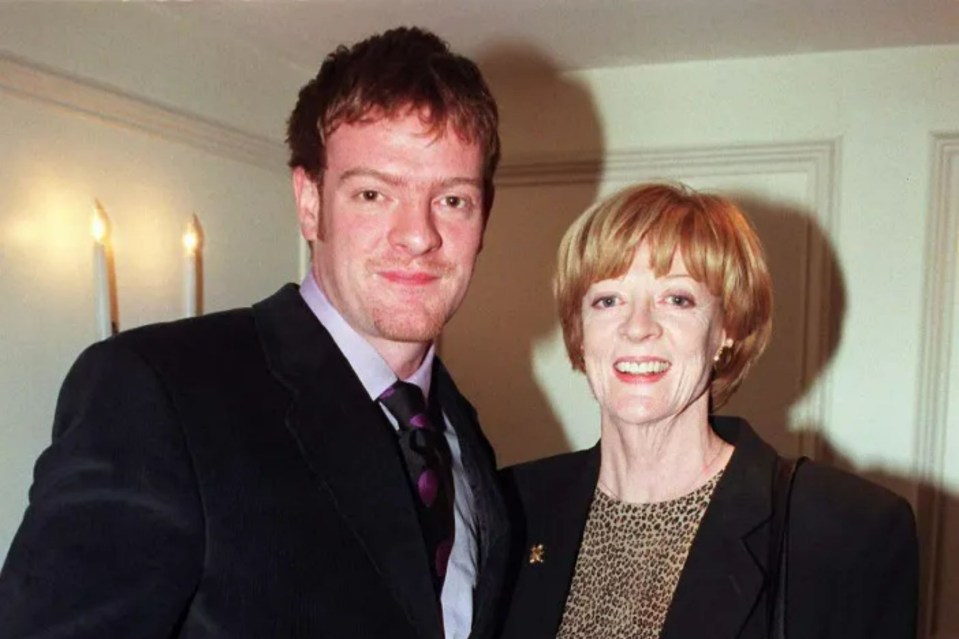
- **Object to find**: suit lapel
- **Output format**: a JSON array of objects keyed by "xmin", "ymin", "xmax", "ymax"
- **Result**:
[
  {"xmin": 431, "ymin": 361, "xmax": 509, "ymax": 639},
  {"xmin": 660, "ymin": 417, "xmax": 778, "ymax": 639},
  {"xmin": 254, "ymin": 286, "xmax": 441, "ymax": 639}
]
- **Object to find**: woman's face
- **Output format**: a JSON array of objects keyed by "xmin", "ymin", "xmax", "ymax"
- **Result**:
[{"xmin": 581, "ymin": 242, "xmax": 728, "ymax": 430}]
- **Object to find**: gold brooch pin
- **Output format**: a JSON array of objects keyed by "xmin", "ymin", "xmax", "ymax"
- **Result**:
[{"xmin": 528, "ymin": 543, "xmax": 545, "ymax": 564}]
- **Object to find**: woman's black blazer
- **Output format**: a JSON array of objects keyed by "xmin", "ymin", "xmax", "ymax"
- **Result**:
[{"xmin": 499, "ymin": 416, "xmax": 917, "ymax": 639}]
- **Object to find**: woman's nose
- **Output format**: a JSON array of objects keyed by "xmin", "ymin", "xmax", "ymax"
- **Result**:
[{"xmin": 620, "ymin": 300, "xmax": 662, "ymax": 341}]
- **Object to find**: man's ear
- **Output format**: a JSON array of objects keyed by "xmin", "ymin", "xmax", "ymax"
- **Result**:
[
  {"xmin": 292, "ymin": 167, "xmax": 321, "ymax": 242},
  {"xmin": 478, "ymin": 184, "xmax": 495, "ymax": 253}
]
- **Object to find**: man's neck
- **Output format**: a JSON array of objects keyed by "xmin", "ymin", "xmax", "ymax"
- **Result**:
[{"xmin": 368, "ymin": 337, "xmax": 430, "ymax": 380}]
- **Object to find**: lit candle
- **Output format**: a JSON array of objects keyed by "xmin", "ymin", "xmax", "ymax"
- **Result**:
[
  {"xmin": 91, "ymin": 200, "xmax": 116, "ymax": 339},
  {"xmin": 182, "ymin": 214, "xmax": 203, "ymax": 317}
]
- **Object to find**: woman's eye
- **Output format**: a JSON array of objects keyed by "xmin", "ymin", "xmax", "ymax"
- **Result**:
[
  {"xmin": 358, "ymin": 190, "xmax": 381, "ymax": 202},
  {"xmin": 665, "ymin": 294, "xmax": 694, "ymax": 308},
  {"xmin": 592, "ymin": 296, "xmax": 619, "ymax": 309}
]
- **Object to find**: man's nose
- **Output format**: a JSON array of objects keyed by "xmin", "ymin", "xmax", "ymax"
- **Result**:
[{"xmin": 388, "ymin": 198, "xmax": 441, "ymax": 255}]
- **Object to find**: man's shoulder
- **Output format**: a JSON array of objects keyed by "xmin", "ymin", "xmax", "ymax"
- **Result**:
[
  {"xmin": 122, "ymin": 306, "xmax": 253, "ymax": 341},
  {"xmin": 105, "ymin": 283, "xmax": 304, "ymax": 362},
  {"xmin": 109, "ymin": 307, "xmax": 257, "ymax": 361},
  {"xmin": 69, "ymin": 306, "xmax": 265, "ymax": 395}
]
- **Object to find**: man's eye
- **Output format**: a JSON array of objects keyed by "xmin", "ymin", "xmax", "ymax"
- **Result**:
[
  {"xmin": 358, "ymin": 190, "xmax": 381, "ymax": 202},
  {"xmin": 441, "ymin": 195, "xmax": 468, "ymax": 209}
]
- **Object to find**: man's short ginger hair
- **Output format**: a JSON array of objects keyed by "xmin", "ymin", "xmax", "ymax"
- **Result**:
[
  {"xmin": 555, "ymin": 182, "xmax": 773, "ymax": 409},
  {"xmin": 286, "ymin": 27, "xmax": 500, "ymax": 216}
]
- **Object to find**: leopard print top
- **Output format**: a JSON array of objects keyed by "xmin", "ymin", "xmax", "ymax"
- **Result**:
[{"xmin": 556, "ymin": 470, "xmax": 723, "ymax": 639}]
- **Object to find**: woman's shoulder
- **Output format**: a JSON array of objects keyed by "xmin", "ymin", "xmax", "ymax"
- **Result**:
[
  {"xmin": 499, "ymin": 447, "xmax": 599, "ymax": 517},
  {"xmin": 781, "ymin": 460, "xmax": 918, "ymax": 633},
  {"xmin": 502, "ymin": 447, "xmax": 595, "ymax": 489},
  {"xmin": 790, "ymin": 459, "xmax": 916, "ymax": 547},
  {"xmin": 724, "ymin": 417, "xmax": 915, "ymax": 536}
]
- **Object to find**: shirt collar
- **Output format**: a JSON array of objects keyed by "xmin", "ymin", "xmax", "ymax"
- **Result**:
[{"xmin": 299, "ymin": 271, "xmax": 434, "ymax": 402}]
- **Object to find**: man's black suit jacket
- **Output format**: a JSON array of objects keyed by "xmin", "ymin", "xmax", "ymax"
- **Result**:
[
  {"xmin": 499, "ymin": 416, "xmax": 917, "ymax": 638},
  {"xmin": 0, "ymin": 284, "xmax": 509, "ymax": 639}
]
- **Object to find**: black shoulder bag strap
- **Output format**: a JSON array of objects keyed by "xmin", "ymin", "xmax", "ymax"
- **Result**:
[{"xmin": 766, "ymin": 455, "xmax": 807, "ymax": 639}]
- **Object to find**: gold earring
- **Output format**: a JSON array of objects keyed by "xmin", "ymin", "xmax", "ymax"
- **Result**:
[{"xmin": 713, "ymin": 339, "xmax": 732, "ymax": 365}]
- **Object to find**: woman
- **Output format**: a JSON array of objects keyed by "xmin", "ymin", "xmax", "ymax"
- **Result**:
[{"xmin": 500, "ymin": 183, "xmax": 917, "ymax": 638}]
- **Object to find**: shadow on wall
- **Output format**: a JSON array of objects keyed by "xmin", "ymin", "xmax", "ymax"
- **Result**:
[
  {"xmin": 442, "ymin": 42, "xmax": 605, "ymax": 466},
  {"xmin": 719, "ymin": 193, "xmax": 847, "ymax": 460}
]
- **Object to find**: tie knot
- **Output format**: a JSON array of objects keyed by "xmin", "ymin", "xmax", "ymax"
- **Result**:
[{"xmin": 378, "ymin": 381, "xmax": 432, "ymax": 431}]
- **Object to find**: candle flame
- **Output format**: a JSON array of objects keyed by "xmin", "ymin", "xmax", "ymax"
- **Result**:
[
  {"xmin": 91, "ymin": 199, "xmax": 110, "ymax": 244},
  {"xmin": 183, "ymin": 214, "xmax": 202, "ymax": 254}
]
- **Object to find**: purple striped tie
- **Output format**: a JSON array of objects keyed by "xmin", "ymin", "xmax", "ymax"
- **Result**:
[{"xmin": 379, "ymin": 381, "xmax": 455, "ymax": 596}]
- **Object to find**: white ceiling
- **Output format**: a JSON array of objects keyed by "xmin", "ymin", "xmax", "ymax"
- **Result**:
[{"xmin": 155, "ymin": 0, "xmax": 959, "ymax": 73}]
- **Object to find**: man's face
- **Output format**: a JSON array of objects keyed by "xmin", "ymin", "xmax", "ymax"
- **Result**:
[{"xmin": 294, "ymin": 111, "xmax": 486, "ymax": 357}]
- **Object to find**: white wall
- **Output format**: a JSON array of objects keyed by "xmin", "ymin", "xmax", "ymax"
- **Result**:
[{"xmin": 0, "ymin": 3, "xmax": 299, "ymax": 137}]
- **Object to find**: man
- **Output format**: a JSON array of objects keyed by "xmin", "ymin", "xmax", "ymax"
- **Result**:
[{"xmin": 0, "ymin": 27, "xmax": 508, "ymax": 639}]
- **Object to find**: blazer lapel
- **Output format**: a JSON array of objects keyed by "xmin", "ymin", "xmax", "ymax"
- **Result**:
[
  {"xmin": 660, "ymin": 417, "xmax": 778, "ymax": 639},
  {"xmin": 254, "ymin": 285, "xmax": 441, "ymax": 639},
  {"xmin": 431, "ymin": 361, "xmax": 509, "ymax": 639}
]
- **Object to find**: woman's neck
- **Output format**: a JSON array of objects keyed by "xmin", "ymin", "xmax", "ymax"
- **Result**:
[{"xmin": 597, "ymin": 405, "xmax": 732, "ymax": 504}]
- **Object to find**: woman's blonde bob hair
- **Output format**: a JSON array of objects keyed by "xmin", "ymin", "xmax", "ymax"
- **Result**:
[{"xmin": 555, "ymin": 182, "xmax": 773, "ymax": 410}]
